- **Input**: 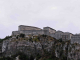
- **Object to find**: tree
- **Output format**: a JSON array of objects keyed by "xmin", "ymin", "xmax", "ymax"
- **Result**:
[
  {"xmin": 30, "ymin": 55, "xmax": 34, "ymax": 60},
  {"xmin": 19, "ymin": 52, "xmax": 28, "ymax": 60},
  {"xmin": 19, "ymin": 34, "xmax": 25, "ymax": 38}
]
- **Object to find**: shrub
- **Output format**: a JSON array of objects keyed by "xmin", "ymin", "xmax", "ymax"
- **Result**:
[
  {"xmin": 19, "ymin": 34, "xmax": 25, "ymax": 38},
  {"xmin": 30, "ymin": 55, "xmax": 34, "ymax": 60}
]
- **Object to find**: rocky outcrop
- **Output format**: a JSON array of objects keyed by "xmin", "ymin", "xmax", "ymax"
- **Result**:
[
  {"xmin": 2, "ymin": 35, "xmax": 80, "ymax": 60},
  {"xmin": 2, "ymin": 36, "xmax": 54, "ymax": 57}
]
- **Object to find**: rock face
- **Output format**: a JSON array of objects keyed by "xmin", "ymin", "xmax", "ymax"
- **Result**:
[
  {"xmin": 2, "ymin": 35, "xmax": 80, "ymax": 60},
  {"xmin": 2, "ymin": 40, "xmax": 9, "ymax": 53},
  {"xmin": 2, "ymin": 36, "xmax": 54, "ymax": 57},
  {"xmin": 0, "ymin": 43, "xmax": 2, "ymax": 56}
]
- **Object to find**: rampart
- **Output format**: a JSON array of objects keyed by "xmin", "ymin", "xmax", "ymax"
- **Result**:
[
  {"xmin": 12, "ymin": 25, "xmax": 52, "ymax": 36},
  {"xmin": 43, "ymin": 27, "xmax": 56, "ymax": 34},
  {"xmin": 20, "ymin": 30, "xmax": 44, "ymax": 36},
  {"xmin": 12, "ymin": 25, "xmax": 78, "ymax": 44},
  {"xmin": 12, "ymin": 31, "xmax": 20, "ymax": 36}
]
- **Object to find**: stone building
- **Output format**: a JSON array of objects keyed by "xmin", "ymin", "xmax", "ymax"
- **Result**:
[
  {"xmin": 71, "ymin": 34, "xmax": 80, "ymax": 44},
  {"xmin": 12, "ymin": 25, "xmax": 56, "ymax": 37},
  {"xmin": 18, "ymin": 25, "xmax": 42, "ymax": 31},
  {"xmin": 12, "ymin": 31, "xmax": 20, "ymax": 36},
  {"xmin": 12, "ymin": 25, "xmax": 43, "ymax": 36},
  {"xmin": 43, "ymin": 27, "xmax": 56, "ymax": 34},
  {"xmin": 61, "ymin": 32, "xmax": 73, "ymax": 41},
  {"xmin": 12, "ymin": 25, "xmax": 80, "ymax": 44},
  {"xmin": 52, "ymin": 31, "xmax": 63, "ymax": 40},
  {"xmin": 12, "ymin": 25, "xmax": 73, "ymax": 41}
]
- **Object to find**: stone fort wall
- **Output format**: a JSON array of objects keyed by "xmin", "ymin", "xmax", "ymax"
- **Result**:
[
  {"xmin": 20, "ymin": 30, "xmax": 45, "ymax": 36},
  {"xmin": 10, "ymin": 25, "xmax": 80, "ymax": 45},
  {"xmin": 12, "ymin": 25, "xmax": 56, "ymax": 37},
  {"xmin": 43, "ymin": 27, "xmax": 56, "ymax": 34},
  {"xmin": 12, "ymin": 31, "xmax": 20, "ymax": 36}
]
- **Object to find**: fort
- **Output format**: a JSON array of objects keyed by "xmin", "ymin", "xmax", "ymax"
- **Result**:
[
  {"xmin": 12, "ymin": 25, "xmax": 56, "ymax": 37},
  {"xmin": 12, "ymin": 25, "xmax": 80, "ymax": 44}
]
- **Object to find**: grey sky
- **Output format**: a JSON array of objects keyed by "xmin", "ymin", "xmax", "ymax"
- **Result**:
[{"xmin": 0, "ymin": 0, "xmax": 80, "ymax": 38}]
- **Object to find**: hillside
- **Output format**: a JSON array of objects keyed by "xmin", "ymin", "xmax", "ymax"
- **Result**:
[{"xmin": 0, "ymin": 35, "xmax": 80, "ymax": 60}]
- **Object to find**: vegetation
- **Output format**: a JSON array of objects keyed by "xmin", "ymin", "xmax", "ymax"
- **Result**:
[
  {"xmin": 19, "ymin": 33, "xmax": 25, "ymax": 38},
  {"xmin": 0, "ymin": 56, "xmax": 13, "ymax": 60},
  {"xmin": 19, "ymin": 53, "xmax": 29, "ymax": 60},
  {"xmin": 0, "ymin": 39, "xmax": 4, "ymax": 43},
  {"xmin": 0, "ymin": 36, "xmax": 12, "ymax": 43}
]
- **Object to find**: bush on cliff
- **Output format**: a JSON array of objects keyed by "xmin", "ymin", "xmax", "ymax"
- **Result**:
[
  {"xmin": 19, "ymin": 53, "xmax": 29, "ymax": 60},
  {"xmin": 0, "ymin": 56, "xmax": 13, "ymax": 60},
  {"xmin": 19, "ymin": 34, "xmax": 25, "ymax": 38}
]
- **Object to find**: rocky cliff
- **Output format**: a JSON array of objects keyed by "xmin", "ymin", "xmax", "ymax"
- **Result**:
[{"xmin": 1, "ymin": 35, "xmax": 80, "ymax": 60}]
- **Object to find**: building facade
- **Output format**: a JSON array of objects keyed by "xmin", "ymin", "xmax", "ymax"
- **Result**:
[
  {"xmin": 12, "ymin": 25, "xmax": 56, "ymax": 37},
  {"xmin": 61, "ymin": 32, "xmax": 73, "ymax": 41},
  {"xmin": 71, "ymin": 34, "xmax": 80, "ymax": 44},
  {"xmin": 53, "ymin": 31, "xmax": 63, "ymax": 40}
]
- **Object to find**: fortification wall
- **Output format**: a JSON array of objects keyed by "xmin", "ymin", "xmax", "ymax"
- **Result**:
[
  {"xmin": 18, "ymin": 25, "xmax": 42, "ymax": 31},
  {"xmin": 54, "ymin": 31, "xmax": 63, "ymax": 39},
  {"xmin": 12, "ymin": 30, "xmax": 50, "ymax": 36},
  {"xmin": 12, "ymin": 31, "xmax": 20, "ymax": 36},
  {"xmin": 43, "ymin": 27, "xmax": 56, "ymax": 34},
  {"xmin": 20, "ymin": 30, "xmax": 44, "ymax": 36},
  {"xmin": 71, "ymin": 35, "xmax": 80, "ymax": 44},
  {"xmin": 43, "ymin": 30, "xmax": 49, "ymax": 35}
]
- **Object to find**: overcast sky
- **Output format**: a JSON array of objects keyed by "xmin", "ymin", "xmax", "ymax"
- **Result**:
[{"xmin": 0, "ymin": 0, "xmax": 80, "ymax": 38}]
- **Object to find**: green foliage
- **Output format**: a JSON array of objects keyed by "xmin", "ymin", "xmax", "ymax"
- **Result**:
[
  {"xmin": 36, "ymin": 53, "xmax": 41, "ymax": 60},
  {"xmin": 0, "ymin": 56, "xmax": 13, "ymax": 60},
  {"xmin": 19, "ymin": 34, "xmax": 25, "ymax": 38},
  {"xmin": 58, "ymin": 38, "xmax": 62, "ymax": 42},
  {"xmin": 16, "ymin": 36, "xmax": 18, "ymax": 39},
  {"xmin": 0, "ymin": 39, "xmax": 4, "ymax": 43},
  {"xmin": 19, "ymin": 53, "xmax": 28, "ymax": 60},
  {"xmin": 4, "ymin": 36, "xmax": 12, "ymax": 40},
  {"xmin": 33, "ymin": 37, "xmax": 39, "ymax": 42},
  {"xmin": 29, "ymin": 55, "xmax": 34, "ymax": 60},
  {"xmin": 41, "ymin": 34, "xmax": 47, "ymax": 37},
  {"xmin": 46, "ymin": 59, "xmax": 53, "ymax": 60},
  {"xmin": 29, "ymin": 37, "xmax": 32, "ymax": 42},
  {"xmin": 0, "ymin": 36, "xmax": 12, "ymax": 43}
]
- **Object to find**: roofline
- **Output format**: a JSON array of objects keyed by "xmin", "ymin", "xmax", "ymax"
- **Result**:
[
  {"xmin": 43, "ymin": 27, "xmax": 56, "ymax": 31},
  {"xmin": 19, "ymin": 25, "xmax": 42, "ymax": 30}
]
